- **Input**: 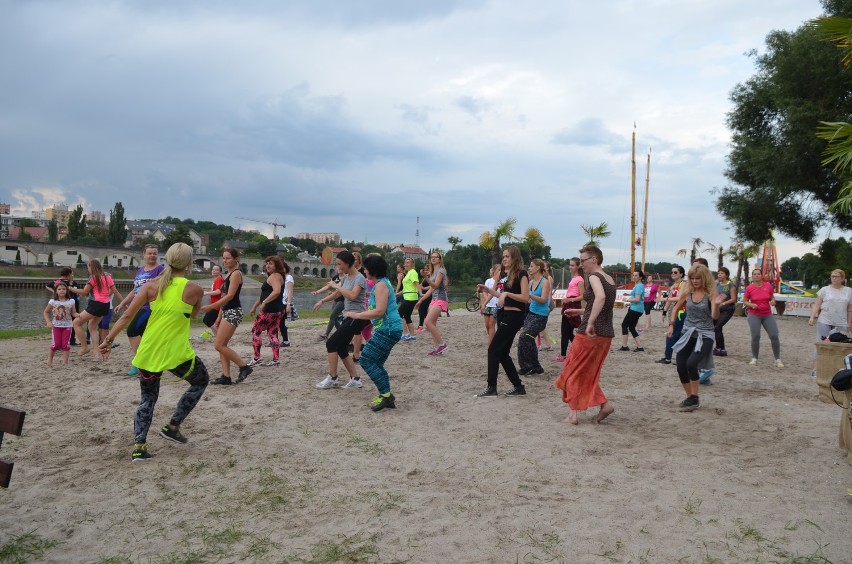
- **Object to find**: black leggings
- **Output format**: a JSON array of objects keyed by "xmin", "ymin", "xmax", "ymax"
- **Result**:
[
  {"xmin": 675, "ymin": 335, "xmax": 714, "ymax": 384},
  {"xmin": 560, "ymin": 314, "xmax": 576, "ymax": 356},
  {"xmin": 417, "ymin": 300, "xmax": 430, "ymax": 327},
  {"xmin": 326, "ymin": 317, "xmax": 370, "ymax": 358},
  {"xmin": 621, "ymin": 309, "xmax": 643, "ymax": 337},
  {"xmin": 398, "ymin": 300, "xmax": 416, "ymax": 325},
  {"xmin": 714, "ymin": 307, "xmax": 735, "ymax": 350},
  {"xmin": 487, "ymin": 309, "xmax": 525, "ymax": 388},
  {"xmin": 278, "ymin": 313, "xmax": 289, "ymax": 342}
]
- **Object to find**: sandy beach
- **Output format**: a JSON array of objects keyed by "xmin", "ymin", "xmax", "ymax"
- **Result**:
[{"xmin": 1, "ymin": 307, "xmax": 850, "ymax": 562}]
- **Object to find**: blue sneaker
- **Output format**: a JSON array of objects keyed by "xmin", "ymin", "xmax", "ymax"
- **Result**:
[
  {"xmin": 127, "ymin": 366, "xmax": 140, "ymax": 377},
  {"xmin": 699, "ymin": 369, "xmax": 715, "ymax": 385}
]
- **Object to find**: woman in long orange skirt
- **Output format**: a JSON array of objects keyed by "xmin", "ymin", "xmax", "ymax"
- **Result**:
[{"xmin": 554, "ymin": 245, "xmax": 617, "ymax": 425}]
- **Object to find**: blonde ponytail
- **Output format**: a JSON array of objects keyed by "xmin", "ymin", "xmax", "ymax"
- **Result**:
[{"xmin": 156, "ymin": 243, "xmax": 193, "ymax": 296}]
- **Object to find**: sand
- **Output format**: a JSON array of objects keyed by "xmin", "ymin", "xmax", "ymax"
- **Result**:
[{"xmin": 1, "ymin": 308, "xmax": 851, "ymax": 563}]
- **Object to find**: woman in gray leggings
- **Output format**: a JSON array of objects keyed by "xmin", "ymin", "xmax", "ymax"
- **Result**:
[{"xmin": 742, "ymin": 269, "xmax": 783, "ymax": 367}]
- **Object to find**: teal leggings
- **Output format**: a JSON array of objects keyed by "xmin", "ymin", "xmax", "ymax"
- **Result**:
[{"xmin": 360, "ymin": 328, "xmax": 402, "ymax": 394}]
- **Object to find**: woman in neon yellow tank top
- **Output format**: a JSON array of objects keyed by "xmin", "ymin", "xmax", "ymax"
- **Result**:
[{"xmin": 100, "ymin": 243, "xmax": 209, "ymax": 462}]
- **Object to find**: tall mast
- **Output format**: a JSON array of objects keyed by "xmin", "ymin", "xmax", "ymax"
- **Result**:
[
  {"xmin": 630, "ymin": 125, "xmax": 636, "ymax": 276},
  {"xmin": 640, "ymin": 148, "xmax": 651, "ymax": 273}
]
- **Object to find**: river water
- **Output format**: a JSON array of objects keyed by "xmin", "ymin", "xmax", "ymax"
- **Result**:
[{"xmin": 2, "ymin": 287, "xmax": 472, "ymax": 330}]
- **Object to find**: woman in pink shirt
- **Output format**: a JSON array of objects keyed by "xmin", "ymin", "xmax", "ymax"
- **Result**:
[
  {"xmin": 70, "ymin": 259, "xmax": 124, "ymax": 359},
  {"xmin": 742, "ymin": 269, "xmax": 783, "ymax": 367},
  {"xmin": 554, "ymin": 257, "xmax": 585, "ymax": 363}
]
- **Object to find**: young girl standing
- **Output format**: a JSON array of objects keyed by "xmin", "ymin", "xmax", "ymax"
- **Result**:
[{"xmin": 44, "ymin": 283, "xmax": 78, "ymax": 366}]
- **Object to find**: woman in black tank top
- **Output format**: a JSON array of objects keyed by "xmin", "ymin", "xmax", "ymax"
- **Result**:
[{"xmin": 200, "ymin": 248, "xmax": 251, "ymax": 385}]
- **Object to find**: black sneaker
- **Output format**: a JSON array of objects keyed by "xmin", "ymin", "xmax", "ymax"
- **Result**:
[
  {"xmin": 505, "ymin": 385, "xmax": 527, "ymax": 396},
  {"xmin": 678, "ymin": 396, "xmax": 700, "ymax": 412},
  {"xmin": 518, "ymin": 368, "xmax": 532, "ymax": 376},
  {"xmin": 211, "ymin": 375, "xmax": 233, "ymax": 385},
  {"xmin": 236, "ymin": 365, "xmax": 253, "ymax": 383},
  {"xmin": 159, "ymin": 424, "xmax": 188, "ymax": 444},
  {"xmin": 633, "ymin": 347, "xmax": 644, "ymax": 352},
  {"xmin": 370, "ymin": 393, "xmax": 396, "ymax": 412},
  {"xmin": 131, "ymin": 443, "xmax": 152, "ymax": 462},
  {"xmin": 476, "ymin": 387, "xmax": 498, "ymax": 398},
  {"xmin": 618, "ymin": 346, "xmax": 630, "ymax": 351},
  {"xmin": 528, "ymin": 367, "xmax": 545, "ymax": 375},
  {"xmin": 654, "ymin": 358, "xmax": 671, "ymax": 364}
]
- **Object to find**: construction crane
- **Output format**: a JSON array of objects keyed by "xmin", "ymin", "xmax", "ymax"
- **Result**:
[{"xmin": 235, "ymin": 217, "xmax": 286, "ymax": 240}]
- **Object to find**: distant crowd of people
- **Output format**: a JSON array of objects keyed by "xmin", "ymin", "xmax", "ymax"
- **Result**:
[{"xmin": 41, "ymin": 242, "xmax": 852, "ymax": 462}]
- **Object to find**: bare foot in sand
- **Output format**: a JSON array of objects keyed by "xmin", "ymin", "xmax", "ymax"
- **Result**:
[
  {"xmin": 595, "ymin": 402, "xmax": 614, "ymax": 423},
  {"xmin": 563, "ymin": 410, "xmax": 579, "ymax": 425}
]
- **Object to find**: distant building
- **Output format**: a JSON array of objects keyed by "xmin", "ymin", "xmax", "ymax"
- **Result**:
[
  {"xmin": 0, "ymin": 205, "xmax": 11, "ymax": 239},
  {"xmin": 321, "ymin": 246, "xmax": 348, "ymax": 265},
  {"xmin": 45, "ymin": 204, "xmax": 70, "ymax": 227},
  {"xmin": 150, "ymin": 226, "xmax": 207, "ymax": 255},
  {"xmin": 88, "ymin": 210, "xmax": 106, "ymax": 224},
  {"xmin": 7, "ymin": 226, "xmax": 49, "ymax": 242},
  {"xmin": 391, "ymin": 245, "xmax": 428, "ymax": 262},
  {"xmin": 295, "ymin": 232, "xmax": 341, "ymax": 245}
]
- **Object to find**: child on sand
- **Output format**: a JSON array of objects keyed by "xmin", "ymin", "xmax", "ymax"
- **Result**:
[{"xmin": 43, "ymin": 283, "xmax": 78, "ymax": 366}]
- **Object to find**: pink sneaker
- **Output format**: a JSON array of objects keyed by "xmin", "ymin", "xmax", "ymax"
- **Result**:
[
  {"xmin": 551, "ymin": 355, "xmax": 566, "ymax": 362},
  {"xmin": 416, "ymin": 327, "xmax": 425, "ymax": 332},
  {"xmin": 428, "ymin": 344, "xmax": 448, "ymax": 356}
]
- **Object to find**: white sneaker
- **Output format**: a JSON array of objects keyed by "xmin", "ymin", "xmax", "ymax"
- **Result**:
[
  {"xmin": 775, "ymin": 359, "xmax": 785, "ymax": 368},
  {"xmin": 316, "ymin": 374, "xmax": 340, "ymax": 389},
  {"xmin": 342, "ymin": 378, "xmax": 363, "ymax": 388},
  {"xmin": 247, "ymin": 358, "xmax": 263, "ymax": 367}
]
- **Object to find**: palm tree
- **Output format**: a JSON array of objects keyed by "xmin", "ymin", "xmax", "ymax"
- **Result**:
[
  {"xmin": 716, "ymin": 244, "xmax": 724, "ymax": 271},
  {"xmin": 580, "ymin": 222, "xmax": 611, "ymax": 247},
  {"xmin": 523, "ymin": 227, "xmax": 546, "ymax": 259},
  {"xmin": 480, "ymin": 217, "xmax": 518, "ymax": 264},
  {"xmin": 726, "ymin": 239, "xmax": 760, "ymax": 286},
  {"xmin": 675, "ymin": 237, "xmax": 704, "ymax": 270}
]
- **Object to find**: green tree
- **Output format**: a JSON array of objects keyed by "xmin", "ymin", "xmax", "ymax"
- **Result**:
[
  {"xmin": 480, "ymin": 217, "xmax": 518, "ymax": 265},
  {"xmin": 444, "ymin": 243, "xmax": 492, "ymax": 288},
  {"xmin": 163, "ymin": 226, "xmax": 193, "ymax": 249},
  {"xmin": 108, "ymin": 202, "xmax": 128, "ymax": 245},
  {"xmin": 800, "ymin": 252, "xmax": 829, "ymax": 286},
  {"xmin": 781, "ymin": 256, "xmax": 802, "ymax": 280},
  {"xmin": 103, "ymin": 255, "xmax": 109, "ymax": 266},
  {"xmin": 47, "ymin": 218, "xmax": 58, "ymax": 243},
  {"xmin": 76, "ymin": 254, "xmax": 84, "ymax": 266},
  {"xmin": 246, "ymin": 234, "xmax": 277, "ymax": 258},
  {"xmin": 20, "ymin": 218, "xmax": 39, "ymax": 227},
  {"xmin": 14, "ymin": 249, "xmax": 21, "ymax": 265},
  {"xmin": 580, "ymin": 222, "xmax": 611, "ymax": 247},
  {"xmin": 67, "ymin": 204, "xmax": 87, "ymax": 241},
  {"xmin": 717, "ymin": 0, "xmax": 852, "ymax": 242},
  {"xmin": 447, "ymin": 236, "xmax": 462, "ymax": 251},
  {"xmin": 47, "ymin": 251, "xmax": 54, "ymax": 266}
]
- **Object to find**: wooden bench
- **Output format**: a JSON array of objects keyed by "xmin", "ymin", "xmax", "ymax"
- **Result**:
[{"xmin": 0, "ymin": 406, "xmax": 26, "ymax": 488}]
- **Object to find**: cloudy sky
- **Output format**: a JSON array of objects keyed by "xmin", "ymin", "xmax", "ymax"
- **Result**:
[{"xmin": 0, "ymin": 0, "xmax": 832, "ymax": 265}]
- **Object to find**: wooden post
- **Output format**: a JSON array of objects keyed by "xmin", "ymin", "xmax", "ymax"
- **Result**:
[{"xmin": 0, "ymin": 406, "xmax": 27, "ymax": 489}]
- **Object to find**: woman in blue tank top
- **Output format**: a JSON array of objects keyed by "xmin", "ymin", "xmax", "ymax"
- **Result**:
[
  {"xmin": 343, "ymin": 254, "xmax": 403, "ymax": 412},
  {"xmin": 518, "ymin": 258, "xmax": 551, "ymax": 375}
]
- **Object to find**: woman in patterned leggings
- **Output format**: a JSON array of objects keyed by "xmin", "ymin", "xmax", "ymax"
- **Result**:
[
  {"xmin": 100, "ymin": 243, "xmax": 209, "ymax": 462},
  {"xmin": 248, "ymin": 256, "xmax": 285, "ymax": 367}
]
